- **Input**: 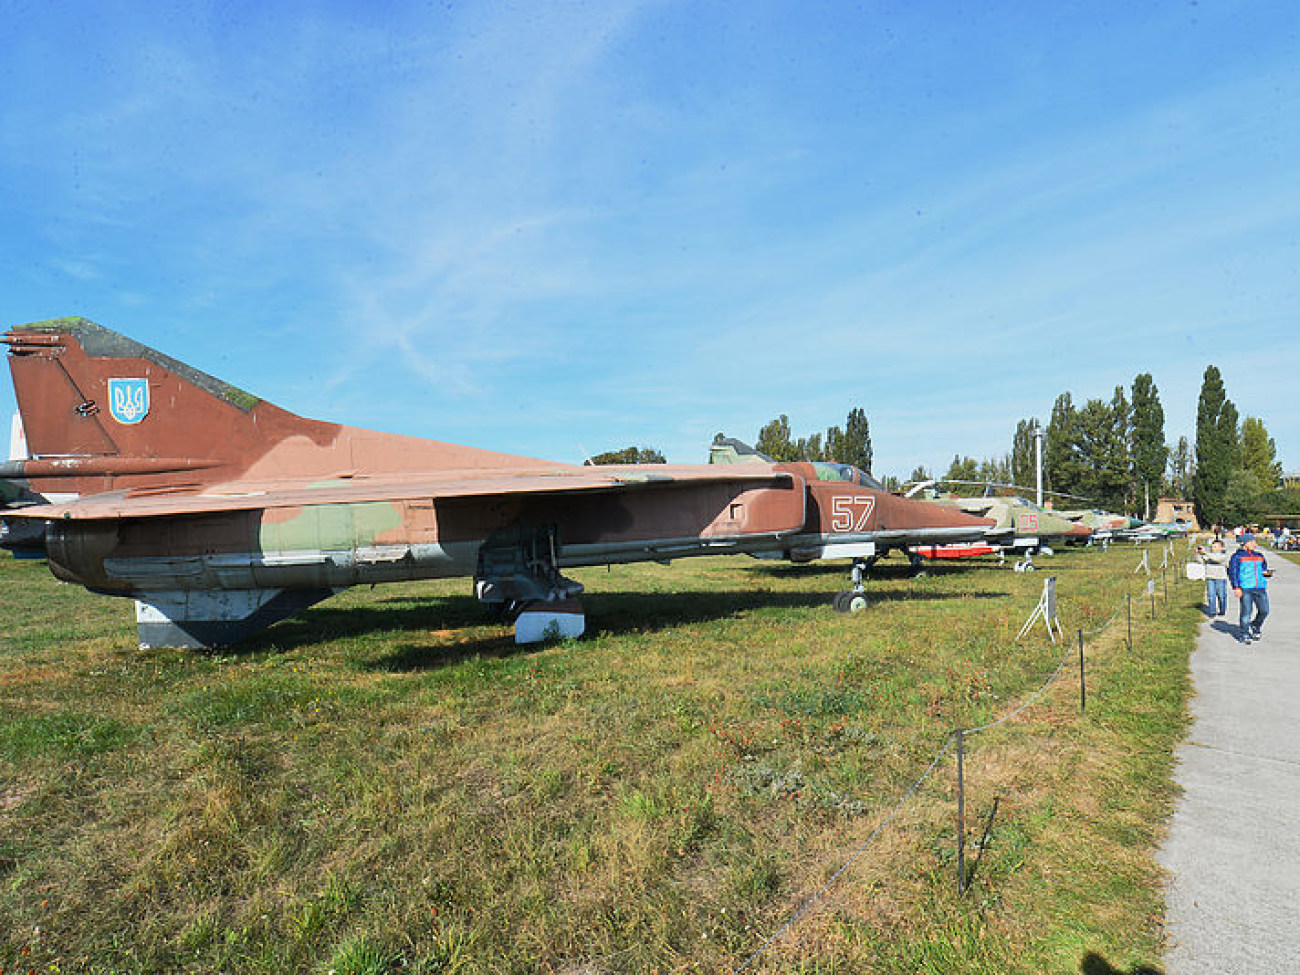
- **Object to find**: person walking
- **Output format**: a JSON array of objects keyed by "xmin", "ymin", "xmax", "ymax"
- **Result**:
[
  {"xmin": 1197, "ymin": 538, "xmax": 1230, "ymax": 616},
  {"xmin": 1228, "ymin": 532, "xmax": 1272, "ymax": 644}
]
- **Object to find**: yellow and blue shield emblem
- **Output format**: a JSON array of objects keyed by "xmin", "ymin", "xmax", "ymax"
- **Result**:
[{"xmin": 108, "ymin": 378, "xmax": 150, "ymax": 425}]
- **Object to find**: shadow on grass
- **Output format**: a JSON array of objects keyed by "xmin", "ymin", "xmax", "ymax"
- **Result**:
[
  {"xmin": 870, "ymin": 588, "xmax": 1008, "ymax": 603},
  {"xmin": 963, "ymin": 796, "xmax": 1001, "ymax": 889},
  {"xmin": 1079, "ymin": 952, "xmax": 1163, "ymax": 974},
  {"xmin": 227, "ymin": 594, "xmax": 491, "ymax": 657},
  {"xmin": 758, "ymin": 556, "xmax": 1094, "ymax": 580},
  {"xmin": 755, "ymin": 561, "xmax": 989, "ymax": 580},
  {"xmin": 366, "ymin": 589, "xmax": 837, "ymax": 672},
  {"xmin": 224, "ymin": 578, "xmax": 1012, "ymax": 665}
]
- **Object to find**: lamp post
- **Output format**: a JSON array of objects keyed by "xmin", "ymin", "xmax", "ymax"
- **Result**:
[{"xmin": 1034, "ymin": 422, "xmax": 1044, "ymax": 507}]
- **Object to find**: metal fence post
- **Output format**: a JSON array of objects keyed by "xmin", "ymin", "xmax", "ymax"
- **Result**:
[
  {"xmin": 956, "ymin": 728, "xmax": 966, "ymax": 896},
  {"xmin": 1078, "ymin": 628, "xmax": 1086, "ymax": 713},
  {"xmin": 1126, "ymin": 593, "xmax": 1133, "ymax": 652}
]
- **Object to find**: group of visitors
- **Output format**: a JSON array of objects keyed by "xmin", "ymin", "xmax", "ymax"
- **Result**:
[{"xmin": 1197, "ymin": 528, "xmax": 1274, "ymax": 645}]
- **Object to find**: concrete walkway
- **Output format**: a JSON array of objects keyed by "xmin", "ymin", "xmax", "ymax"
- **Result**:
[{"xmin": 1159, "ymin": 548, "xmax": 1300, "ymax": 973}]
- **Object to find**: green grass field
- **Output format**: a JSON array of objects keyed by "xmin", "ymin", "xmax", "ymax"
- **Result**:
[{"xmin": 1, "ymin": 541, "xmax": 1202, "ymax": 974}]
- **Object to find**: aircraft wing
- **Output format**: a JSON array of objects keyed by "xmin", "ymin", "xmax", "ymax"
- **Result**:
[{"xmin": 6, "ymin": 464, "xmax": 796, "ymax": 520}]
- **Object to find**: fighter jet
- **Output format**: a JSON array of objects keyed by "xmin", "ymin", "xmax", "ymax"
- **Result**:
[
  {"xmin": 904, "ymin": 484, "xmax": 1091, "ymax": 570},
  {"xmin": 1056, "ymin": 508, "xmax": 1145, "ymax": 544},
  {"xmin": 1, "ymin": 318, "xmax": 994, "ymax": 648},
  {"xmin": 710, "ymin": 437, "xmax": 954, "ymax": 575}
]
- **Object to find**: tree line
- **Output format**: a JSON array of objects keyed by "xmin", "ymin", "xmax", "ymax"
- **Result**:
[
  {"xmin": 588, "ymin": 409, "xmax": 877, "ymax": 476},
  {"xmin": 1037, "ymin": 376, "xmax": 1165, "ymax": 517},
  {"xmin": 587, "ymin": 368, "xmax": 1292, "ymax": 525},
  {"xmin": 1024, "ymin": 367, "xmax": 1288, "ymax": 524},
  {"xmin": 751, "ymin": 408, "xmax": 874, "ymax": 474}
]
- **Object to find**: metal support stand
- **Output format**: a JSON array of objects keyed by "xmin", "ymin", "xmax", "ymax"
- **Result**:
[{"xmin": 850, "ymin": 558, "xmax": 869, "ymax": 593}]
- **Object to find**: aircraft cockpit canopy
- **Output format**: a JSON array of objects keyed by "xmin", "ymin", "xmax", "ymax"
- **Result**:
[{"xmin": 811, "ymin": 463, "xmax": 886, "ymax": 491}]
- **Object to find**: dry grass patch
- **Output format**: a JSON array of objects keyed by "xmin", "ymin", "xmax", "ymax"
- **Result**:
[{"xmin": 1, "ymin": 544, "xmax": 1198, "ymax": 973}]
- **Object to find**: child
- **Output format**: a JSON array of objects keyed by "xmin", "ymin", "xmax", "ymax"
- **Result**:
[{"xmin": 1197, "ymin": 539, "xmax": 1230, "ymax": 617}]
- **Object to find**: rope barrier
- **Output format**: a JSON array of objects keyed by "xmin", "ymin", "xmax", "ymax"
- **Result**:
[
  {"xmin": 965, "ymin": 644, "xmax": 1074, "ymax": 736},
  {"xmin": 1080, "ymin": 604, "xmax": 1124, "ymax": 638},
  {"xmin": 732, "ymin": 734, "xmax": 957, "ymax": 974},
  {"xmin": 733, "ymin": 572, "xmax": 1180, "ymax": 970}
]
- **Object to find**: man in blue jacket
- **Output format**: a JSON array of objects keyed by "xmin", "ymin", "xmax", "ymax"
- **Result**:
[{"xmin": 1228, "ymin": 532, "xmax": 1271, "ymax": 644}]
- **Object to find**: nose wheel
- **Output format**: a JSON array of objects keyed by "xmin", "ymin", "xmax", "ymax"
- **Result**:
[
  {"xmin": 832, "ymin": 556, "xmax": 872, "ymax": 613},
  {"xmin": 833, "ymin": 590, "xmax": 869, "ymax": 613},
  {"xmin": 1013, "ymin": 546, "xmax": 1039, "ymax": 573}
]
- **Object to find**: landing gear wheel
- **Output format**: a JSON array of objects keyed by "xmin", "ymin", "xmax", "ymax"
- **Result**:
[{"xmin": 832, "ymin": 590, "xmax": 869, "ymax": 613}]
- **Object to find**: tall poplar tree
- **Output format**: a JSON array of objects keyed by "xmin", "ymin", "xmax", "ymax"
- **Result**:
[
  {"xmin": 1130, "ymin": 373, "xmax": 1167, "ymax": 520},
  {"xmin": 1194, "ymin": 366, "xmax": 1239, "ymax": 527},
  {"xmin": 1219, "ymin": 401, "xmax": 1241, "ymax": 472},
  {"xmin": 1241, "ymin": 416, "xmax": 1282, "ymax": 489},
  {"xmin": 978, "ymin": 455, "xmax": 1011, "ymax": 486},
  {"xmin": 1046, "ymin": 393, "xmax": 1086, "ymax": 497},
  {"xmin": 1109, "ymin": 385, "xmax": 1133, "ymax": 512},
  {"xmin": 795, "ymin": 433, "xmax": 825, "ymax": 462},
  {"xmin": 1075, "ymin": 395, "xmax": 1129, "ymax": 511},
  {"xmin": 945, "ymin": 455, "xmax": 981, "ymax": 495},
  {"xmin": 1010, "ymin": 418, "xmax": 1039, "ymax": 492},
  {"xmin": 755, "ymin": 408, "xmax": 872, "ymax": 470},
  {"xmin": 756, "ymin": 415, "xmax": 799, "ymax": 462},
  {"xmin": 1167, "ymin": 435, "xmax": 1193, "ymax": 498},
  {"xmin": 840, "ymin": 407, "xmax": 873, "ymax": 475}
]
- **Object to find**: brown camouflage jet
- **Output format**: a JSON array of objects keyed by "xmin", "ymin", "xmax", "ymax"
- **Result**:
[{"xmin": 2, "ymin": 319, "xmax": 994, "ymax": 648}]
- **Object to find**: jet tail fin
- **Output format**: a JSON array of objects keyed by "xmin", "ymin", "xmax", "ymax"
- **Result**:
[
  {"xmin": 3, "ymin": 317, "xmax": 559, "ymax": 500},
  {"xmin": 2, "ymin": 317, "xmax": 340, "ymax": 494}
]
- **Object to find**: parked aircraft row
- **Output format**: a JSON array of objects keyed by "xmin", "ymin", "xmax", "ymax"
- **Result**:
[{"xmin": 0, "ymin": 318, "xmax": 1170, "ymax": 649}]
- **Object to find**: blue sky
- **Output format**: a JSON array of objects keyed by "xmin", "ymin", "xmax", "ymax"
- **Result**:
[{"xmin": 3, "ymin": 1, "xmax": 1297, "ymax": 480}]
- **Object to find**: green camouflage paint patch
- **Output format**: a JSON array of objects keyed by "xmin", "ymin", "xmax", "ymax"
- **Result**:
[
  {"xmin": 259, "ymin": 502, "xmax": 404, "ymax": 552},
  {"xmin": 14, "ymin": 316, "xmax": 96, "ymax": 332}
]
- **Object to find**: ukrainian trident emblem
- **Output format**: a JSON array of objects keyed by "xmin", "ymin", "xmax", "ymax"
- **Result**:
[{"xmin": 108, "ymin": 378, "xmax": 150, "ymax": 425}]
